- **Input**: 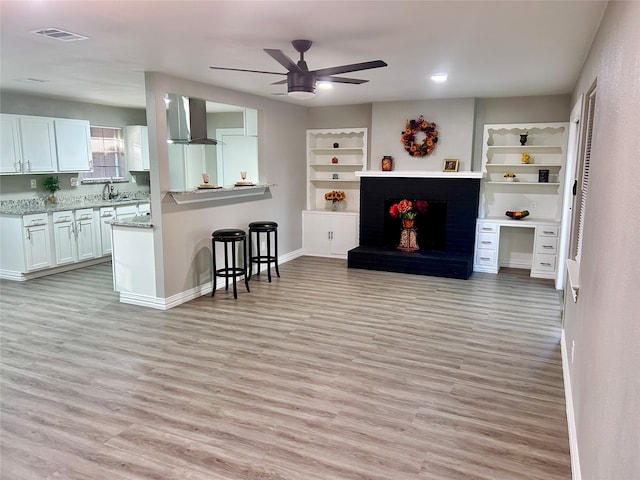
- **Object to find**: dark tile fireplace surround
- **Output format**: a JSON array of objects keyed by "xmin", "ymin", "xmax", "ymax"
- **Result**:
[{"xmin": 347, "ymin": 175, "xmax": 481, "ymax": 279}]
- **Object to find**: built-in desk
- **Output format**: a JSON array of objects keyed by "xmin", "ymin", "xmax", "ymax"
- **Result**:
[{"xmin": 473, "ymin": 217, "xmax": 560, "ymax": 280}]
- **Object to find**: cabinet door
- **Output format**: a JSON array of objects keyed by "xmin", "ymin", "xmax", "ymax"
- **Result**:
[
  {"xmin": 330, "ymin": 214, "xmax": 359, "ymax": 255},
  {"xmin": 302, "ymin": 213, "xmax": 332, "ymax": 256},
  {"xmin": 75, "ymin": 209, "xmax": 97, "ymax": 261},
  {"xmin": 126, "ymin": 125, "xmax": 150, "ymax": 171},
  {"xmin": 23, "ymin": 215, "xmax": 52, "ymax": 271},
  {"xmin": 55, "ymin": 119, "xmax": 92, "ymax": 172},
  {"xmin": 99, "ymin": 207, "xmax": 115, "ymax": 256},
  {"xmin": 52, "ymin": 211, "xmax": 76, "ymax": 265},
  {"xmin": 19, "ymin": 116, "xmax": 57, "ymax": 173},
  {"xmin": 0, "ymin": 114, "xmax": 23, "ymax": 174}
]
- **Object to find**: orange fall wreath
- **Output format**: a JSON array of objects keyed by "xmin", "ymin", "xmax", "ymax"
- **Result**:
[{"xmin": 401, "ymin": 115, "xmax": 438, "ymax": 157}]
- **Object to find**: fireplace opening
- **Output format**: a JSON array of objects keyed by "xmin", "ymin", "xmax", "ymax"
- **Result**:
[{"xmin": 383, "ymin": 199, "xmax": 447, "ymax": 251}]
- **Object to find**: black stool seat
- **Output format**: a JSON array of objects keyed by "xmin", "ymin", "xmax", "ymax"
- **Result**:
[
  {"xmin": 212, "ymin": 228, "xmax": 249, "ymax": 299},
  {"xmin": 248, "ymin": 221, "xmax": 280, "ymax": 282}
]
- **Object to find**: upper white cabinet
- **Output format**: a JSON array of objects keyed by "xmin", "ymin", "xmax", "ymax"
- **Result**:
[
  {"xmin": 0, "ymin": 114, "xmax": 92, "ymax": 174},
  {"xmin": 479, "ymin": 122, "xmax": 569, "ymax": 221},
  {"xmin": 306, "ymin": 128, "xmax": 367, "ymax": 212},
  {"xmin": 126, "ymin": 125, "xmax": 150, "ymax": 171},
  {"xmin": 55, "ymin": 118, "xmax": 92, "ymax": 172},
  {"xmin": 0, "ymin": 114, "xmax": 23, "ymax": 174},
  {"xmin": 18, "ymin": 116, "xmax": 57, "ymax": 173}
]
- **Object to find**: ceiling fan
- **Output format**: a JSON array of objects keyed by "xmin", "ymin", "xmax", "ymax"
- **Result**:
[{"xmin": 209, "ymin": 39, "xmax": 387, "ymax": 99}]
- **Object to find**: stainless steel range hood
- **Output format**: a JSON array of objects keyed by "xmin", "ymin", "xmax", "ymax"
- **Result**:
[{"xmin": 167, "ymin": 94, "xmax": 218, "ymax": 145}]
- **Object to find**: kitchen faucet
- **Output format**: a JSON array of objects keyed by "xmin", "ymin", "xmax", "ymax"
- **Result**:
[{"xmin": 104, "ymin": 179, "xmax": 118, "ymax": 200}]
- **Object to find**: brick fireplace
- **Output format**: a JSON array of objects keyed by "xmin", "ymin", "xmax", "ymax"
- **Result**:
[{"xmin": 347, "ymin": 172, "xmax": 481, "ymax": 279}]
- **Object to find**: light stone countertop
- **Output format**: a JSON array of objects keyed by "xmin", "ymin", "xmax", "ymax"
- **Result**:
[
  {"xmin": 108, "ymin": 214, "xmax": 153, "ymax": 229},
  {"xmin": 0, "ymin": 196, "xmax": 150, "ymax": 216}
]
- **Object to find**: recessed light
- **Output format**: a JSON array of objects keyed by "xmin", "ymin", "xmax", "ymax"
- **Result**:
[
  {"xmin": 317, "ymin": 81, "xmax": 333, "ymax": 90},
  {"xmin": 431, "ymin": 73, "xmax": 448, "ymax": 83}
]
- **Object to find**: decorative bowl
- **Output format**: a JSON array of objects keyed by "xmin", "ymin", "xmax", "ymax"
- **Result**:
[{"xmin": 505, "ymin": 210, "xmax": 530, "ymax": 220}]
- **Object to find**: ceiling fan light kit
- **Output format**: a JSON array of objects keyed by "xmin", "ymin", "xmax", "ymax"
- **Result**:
[{"xmin": 210, "ymin": 39, "xmax": 387, "ymax": 100}]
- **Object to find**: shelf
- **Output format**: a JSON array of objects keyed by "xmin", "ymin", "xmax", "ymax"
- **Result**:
[
  {"xmin": 309, "ymin": 163, "xmax": 363, "ymax": 167},
  {"xmin": 486, "ymin": 182, "xmax": 560, "ymax": 185},
  {"xmin": 486, "ymin": 145, "xmax": 563, "ymax": 152},
  {"xmin": 168, "ymin": 184, "xmax": 272, "ymax": 205},
  {"xmin": 486, "ymin": 163, "xmax": 562, "ymax": 168},
  {"xmin": 310, "ymin": 178, "xmax": 360, "ymax": 183},
  {"xmin": 310, "ymin": 147, "xmax": 363, "ymax": 153}
]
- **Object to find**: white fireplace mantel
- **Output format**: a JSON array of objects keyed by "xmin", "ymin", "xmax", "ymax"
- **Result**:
[{"xmin": 356, "ymin": 170, "xmax": 483, "ymax": 179}]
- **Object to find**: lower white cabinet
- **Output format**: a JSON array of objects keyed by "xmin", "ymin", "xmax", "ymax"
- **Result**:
[
  {"xmin": 531, "ymin": 224, "xmax": 559, "ymax": 279},
  {"xmin": 99, "ymin": 207, "xmax": 116, "ymax": 256},
  {"xmin": 302, "ymin": 210, "xmax": 359, "ymax": 258},
  {"xmin": 23, "ymin": 213, "xmax": 53, "ymax": 271},
  {"xmin": 52, "ymin": 211, "xmax": 77, "ymax": 265},
  {"xmin": 75, "ymin": 209, "xmax": 98, "ymax": 261},
  {"xmin": 473, "ymin": 221, "xmax": 499, "ymax": 273}
]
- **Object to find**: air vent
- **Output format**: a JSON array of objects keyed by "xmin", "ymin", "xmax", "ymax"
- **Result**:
[{"xmin": 31, "ymin": 28, "xmax": 89, "ymax": 42}]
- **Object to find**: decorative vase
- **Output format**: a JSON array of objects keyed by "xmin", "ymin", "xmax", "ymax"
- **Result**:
[
  {"xmin": 398, "ymin": 218, "xmax": 419, "ymax": 252},
  {"xmin": 520, "ymin": 133, "xmax": 528, "ymax": 145},
  {"xmin": 48, "ymin": 195, "xmax": 57, "ymax": 204},
  {"xmin": 505, "ymin": 177, "xmax": 515, "ymax": 182},
  {"xmin": 331, "ymin": 156, "xmax": 339, "ymax": 164},
  {"xmin": 333, "ymin": 142, "xmax": 339, "ymax": 148},
  {"xmin": 381, "ymin": 155, "xmax": 393, "ymax": 171},
  {"xmin": 330, "ymin": 201, "xmax": 338, "ymax": 211}
]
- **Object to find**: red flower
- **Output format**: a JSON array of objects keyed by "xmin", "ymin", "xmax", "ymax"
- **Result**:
[
  {"xmin": 389, "ymin": 204, "xmax": 399, "ymax": 218},
  {"xmin": 415, "ymin": 200, "xmax": 429, "ymax": 213},
  {"xmin": 397, "ymin": 199, "xmax": 412, "ymax": 214}
]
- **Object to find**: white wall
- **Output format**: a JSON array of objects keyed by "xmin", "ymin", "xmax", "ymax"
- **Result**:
[
  {"xmin": 563, "ymin": 2, "xmax": 640, "ymax": 478},
  {"xmin": 143, "ymin": 72, "xmax": 308, "ymax": 299},
  {"xmin": 371, "ymin": 98, "xmax": 475, "ymax": 172}
]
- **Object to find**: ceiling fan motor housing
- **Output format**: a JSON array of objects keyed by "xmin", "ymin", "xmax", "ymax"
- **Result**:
[{"xmin": 288, "ymin": 71, "xmax": 316, "ymax": 95}]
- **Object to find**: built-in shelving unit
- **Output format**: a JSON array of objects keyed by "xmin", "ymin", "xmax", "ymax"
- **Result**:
[{"xmin": 475, "ymin": 122, "xmax": 569, "ymax": 284}]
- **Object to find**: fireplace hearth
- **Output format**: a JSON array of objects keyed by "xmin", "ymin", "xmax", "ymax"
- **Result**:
[{"xmin": 348, "ymin": 174, "xmax": 481, "ymax": 279}]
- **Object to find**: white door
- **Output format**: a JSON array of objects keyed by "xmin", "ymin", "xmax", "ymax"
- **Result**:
[
  {"xmin": 52, "ymin": 212, "xmax": 76, "ymax": 265},
  {"xmin": 75, "ymin": 209, "xmax": 97, "ymax": 261},
  {"xmin": 24, "ymin": 221, "xmax": 52, "ymax": 271},
  {"xmin": 99, "ymin": 207, "xmax": 115, "ymax": 256},
  {"xmin": 302, "ymin": 212, "xmax": 332, "ymax": 256},
  {"xmin": 330, "ymin": 214, "xmax": 359, "ymax": 255}
]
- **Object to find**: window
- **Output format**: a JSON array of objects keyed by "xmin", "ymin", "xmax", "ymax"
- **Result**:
[
  {"xmin": 574, "ymin": 85, "xmax": 596, "ymax": 265},
  {"xmin": 82, "ymin": 126, "xmax": 125, "ymax": 181}
]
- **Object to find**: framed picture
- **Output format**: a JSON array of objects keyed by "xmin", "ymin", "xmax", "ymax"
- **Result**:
[{"xmin": 443, "ymin": 159, "xmax": 459, "ymax": 172}]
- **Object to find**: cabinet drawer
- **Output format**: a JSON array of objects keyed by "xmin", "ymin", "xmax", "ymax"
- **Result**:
[
  {"xmin": 52, "ymin": 211, "xmax": 74, "ymax": 224},
  {"xmin": 476, "ymin": 232, "xmax": 498, "ymax": 250},
  {"xmin": 537, "ymin": 225, "xmax": 559, "ymax": 237},
  {"xmin": 23, "ymin": 213, "xmax": 48, "ymax": 227},
  {"xmin": 534, "ymin": 254, "xmax": 556, "ymax": 271},
  {"xmin": 477, "ymin": 222, "xmax": 498, "ymax": 234},
  {"xmin": 475, "ymin": 248, "xmax": 497, "ymax": 267},
  {"xmin": 536, "ymin": 237, "xmax": 558, "ymax": 254}
]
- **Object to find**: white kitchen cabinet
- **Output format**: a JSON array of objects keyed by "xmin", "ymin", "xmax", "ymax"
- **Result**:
[
  {"xmin": 55, "ymin": 118, "xmax": 92, "ymax": 172},
  {"xmin": 126, "ymin": 125, "xmax": 150, "ymax": 171},
  {"xmin": 98, "ymin": 207, "xmax": 115, "ymax": 256},
  {"xmin": 75, "ymin": 208, "xmax": 98, "ymax": 261},
  {"xmin": 52, "ymin": 211, "xmax": 77, "ymax": 265},
  {"xmin": 115, "ymin": 204, "xmax": 138, "ymax": 220},
  {"xmin": 137, "ymin": 202, "xmax": 150, "ymax": 215},
  {"xmin": 0, "ymin": 114, "xmax": 23, "ymax": 174},
  {"xmin": 18, "ymin": 116, "xmax": 57, "ymax": 173},
  {"xmin": 23, "ymin": 213, "xmax": 53, "ymax": 271},
  {"xmin": 302, "ymin": 211, "xmax": 359, "ymax": 259}
]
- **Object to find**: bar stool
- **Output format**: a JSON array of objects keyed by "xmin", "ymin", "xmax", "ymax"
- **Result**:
[
  {"xmin": 211, "ymin": 228, "xmax": 250, "ymax": 299},
  {"xmin": 248, "ymin": 221, "xmax": 280, "ymax": 282}
]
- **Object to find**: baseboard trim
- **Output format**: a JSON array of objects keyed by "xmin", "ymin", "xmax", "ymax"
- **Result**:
[
  {"xmin": 561, "ymin": 330, "xmax": 582, "ymax": 480},
  {"xmin": 117, "ymin": 248, "xmax": 305, "ymax": 310},
  {"xmin": 1, "ymin": 257, "xmax": 111, "ymax": 282}
]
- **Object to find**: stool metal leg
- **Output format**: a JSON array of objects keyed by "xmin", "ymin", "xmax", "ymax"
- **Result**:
[
  {"xmin": 243, "ymin": 237, "xmax": 250, "ymax": 293},
  {"xmin": 274, "ymin": 229, "xmax": 280, "ymax": 277},
  {"xmin": 231, "ymin": 240, "xmax": 238, "ymax": 299},
  {"xmin": 266, "ymin": 230, "xmax": 272, "ymax": 282},
  {"xmin": 248, "ymin": 230, "xmax": 253, "ymax": 280},
  {"xmin": 212, "ymin": 239, "xmax": 217, "ymax": 297}
]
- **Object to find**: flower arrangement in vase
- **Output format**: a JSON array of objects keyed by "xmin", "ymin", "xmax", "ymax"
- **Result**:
[
  {"xmin": 389, "ymin": 199, "xmax": 429, "ymax": 228},
  {"xmin": 504, "ymin": 172, "xmax": 517, "ymax": 182},
  {"xmin": 43, "ymin": 176, "xmax": 60, "ymax": 203},
  {"xmin": 324, "ymin": 190, "xmax": 346, "ymax": 210}
]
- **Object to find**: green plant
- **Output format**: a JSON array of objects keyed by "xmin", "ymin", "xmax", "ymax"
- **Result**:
[{"xmin": 43, "ymin": 176, "xmax": 60, "ymax": 196}]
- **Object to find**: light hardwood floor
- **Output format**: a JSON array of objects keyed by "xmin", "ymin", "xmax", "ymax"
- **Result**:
[{"xmin": 0, "ymin": 257, "xmax": 571, "ymax": 480}]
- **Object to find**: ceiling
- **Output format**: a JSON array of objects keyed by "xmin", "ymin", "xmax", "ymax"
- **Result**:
[{"xmin": 0, "ymin": 1, "xmax": 607, "ymax": 110}]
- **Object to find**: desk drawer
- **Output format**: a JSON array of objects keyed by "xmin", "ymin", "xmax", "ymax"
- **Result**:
[
  {"xmin": 477, "ymin": 222, "xmax": 498, "ymax": 234},
  {"xmin": 475, "ymin": 248, "xmax": 497, "ymax": 267},
  {"xmin": 536, "ymin": 237, "xmax": 558, "ymax": 254},
  {"xmin": 537, "ymin": 225, "xmax": 559, "ymax": 237},
  {"xmin": 477, "ymin": 232, "xmax": 498, "ymax": 250},
  {"xmin": 533, "ymin": 253, "xmax": 556, "ymax": 272}
]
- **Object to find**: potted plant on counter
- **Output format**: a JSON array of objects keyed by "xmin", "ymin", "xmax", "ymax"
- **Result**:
[{"xmin": 43, "ymin": 176, "xmax": 60, "ymax": 203}]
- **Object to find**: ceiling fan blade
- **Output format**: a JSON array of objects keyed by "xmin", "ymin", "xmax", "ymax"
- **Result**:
[
  {"xmin": 264, "ymin": 48, "xmax": 303, "ymax": 73},
  {"xmin": 209, "ymin": 66, "xmax": 286, "ymax": 76},
  {"xmin": 317, "ymin": 76, "xmax": 369, "ymax": 84},
  {"xmin": 312, "ymin": 60, "xmax": 387, "ymax": 77},
  {"xmin": 270, "ymin": 79, "xmax": 288, "ymax": 85}
]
